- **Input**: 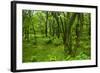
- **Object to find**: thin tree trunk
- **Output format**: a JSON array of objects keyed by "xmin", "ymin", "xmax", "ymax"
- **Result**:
[
  {"xmin": 45, "ymin": 11, "xmax": 48, "ymax": 37},
  {"xmin": 74, "ymin": 13, "xmax": 81, "ymax": 56}
]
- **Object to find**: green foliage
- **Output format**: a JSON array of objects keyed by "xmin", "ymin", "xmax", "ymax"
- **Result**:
[
  {"xmin": 22, "ymin": 10, "xmax": 91, "ymax": 62},
  {"xmin": 65, "ymin": 51, "xmax": 90, "ymax": 61},
  {"xmin": 31, "ymin": 56, "xmax": 37, "ymax": 62},
  {"xmin": 48, "ymin": 55, "xmax": 57, "ymax": 61},
  {"xmin": 53, "ymin": 38, "xmax": 63, "ymax": 46},
  {"xmin": 44, "ymin": 38, "xmax": 53, "ymax": 44}
]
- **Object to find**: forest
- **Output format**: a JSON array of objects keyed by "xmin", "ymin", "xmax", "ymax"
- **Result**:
[{"xmin": 22, "ymin": 10, "xmax": 91, "ymax": 62}]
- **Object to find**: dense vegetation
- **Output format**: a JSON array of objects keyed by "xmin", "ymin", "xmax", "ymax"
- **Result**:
[{"xmin": 22, "ymin": 10, "xmax": 91, "ymax": 62}]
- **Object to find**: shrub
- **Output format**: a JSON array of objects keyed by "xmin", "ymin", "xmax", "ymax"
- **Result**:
[
  {"xmin": 48, "ymin": 55, "xmax": 57, "ymax": 61},
  {"xmin": 31, "ymin": 56, "xmax": 37, "ymax": 62},
  {"xmin": 53, "ymin": 38, "xmax": 62, "ymax": 46},
  {"xmin": 44, "ymin": 38, "xmax": 53, "ymax": 44},
  {"xmin": 75, "ymin": 52, "xmax": 89, "ymax": 60}
]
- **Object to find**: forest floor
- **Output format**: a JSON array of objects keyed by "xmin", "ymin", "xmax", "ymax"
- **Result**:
[
  {"xmin": 22, "ymin": 34, "xmax": 91, "ymax": 63},
  {"xmin": 23, "ymin": 35, "xmax": 66, "ymax": 62}
]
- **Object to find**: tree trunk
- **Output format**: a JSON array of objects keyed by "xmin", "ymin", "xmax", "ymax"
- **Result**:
[
  {"xmin": 45, "ymin": 11, "xmax": 48, "ymax": 37},
  {"xmin": 64, "ymin": 13, "xmax": 77, "ymax": 55}
]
